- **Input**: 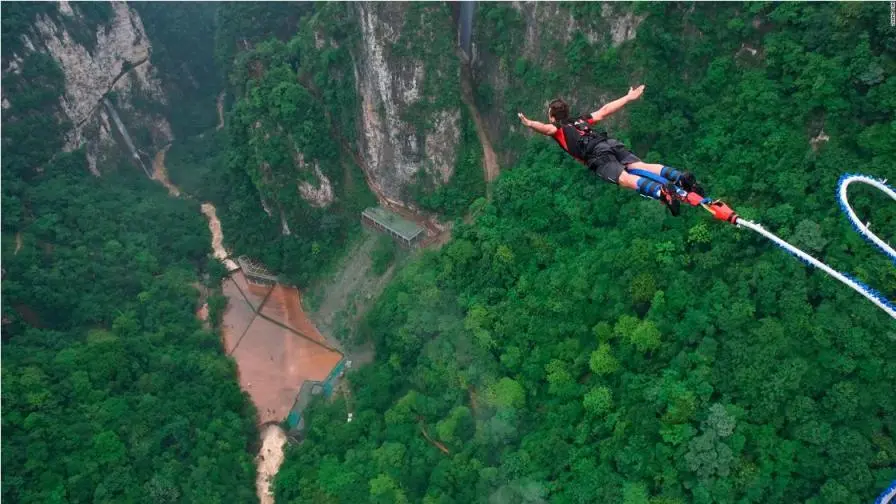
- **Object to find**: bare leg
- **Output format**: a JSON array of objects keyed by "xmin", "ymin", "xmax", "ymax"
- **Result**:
[
  {"xmin": 620, "ymin": 171, "xmax": 672, "ymax": 210},
  {"xmin": 625, "ymin": 160, "xmax": 665, "ymax": 176},
  {"xmin": 618, "ymin": 171, "xmax": 641, "ymax": 190}
]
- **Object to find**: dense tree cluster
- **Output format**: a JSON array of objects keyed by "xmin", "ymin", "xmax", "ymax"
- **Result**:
[
  {"xmin": 1, "ymin": 154, "xmax": 258, "ymax": 503},
  {"xmin": 4, "ymin": 2, "xmax": 895, "ymax": 503},
  {"xmin": 274, "ymin": 3, "xmax": 895, "ymax": 503},
  {"xmin": 2, "ymin": 8, "xmax": 258, "ymax": 501}
]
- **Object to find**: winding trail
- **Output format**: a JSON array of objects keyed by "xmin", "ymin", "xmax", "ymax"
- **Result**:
[
  {"xmin": 460, "ymin": 64, "xmax": 499, "ymax": 184},
  {"xmin": 14, "ymin": 232, "xmax": 22, "ymax": 255},
  {"xmin": 151, "ymin": 145, "xmax": 180, "ymax": 196}
]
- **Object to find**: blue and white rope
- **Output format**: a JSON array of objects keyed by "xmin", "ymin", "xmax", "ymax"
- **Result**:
[
  {"xmin": 837, "ymin": 174, "xmax": 896, "ymax": 266},
  {"xmin": 736, "ymin": 174, "xmax": 896, "ymax": 321},
  {"xmin": 876, "ymin": 480, "xmax": 896, "ymax": 504}
]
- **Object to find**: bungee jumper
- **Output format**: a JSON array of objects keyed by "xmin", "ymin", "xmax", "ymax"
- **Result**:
[
  {"xmin": 519, "ymin": 86, "xmax": 895, "ymax": 320},
  {"xmin": 517, "ymin": 84, "xmax": 704, "ymax": 216}
]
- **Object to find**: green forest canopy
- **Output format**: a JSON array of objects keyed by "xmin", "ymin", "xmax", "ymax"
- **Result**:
[
  {"xmin": 1, "ymin": 154, "xmax": 258, "ymax": 503},
  {"xmin": 0, "ymin": 5, "xmax": 264, "ymax": 502},
  {"xmin": 2, "ymin": 2, "xmax": 895, "ymax": 504},
  {"xmin": 274, "ymin": 3, "xmax": 895, "ymax": 504}
]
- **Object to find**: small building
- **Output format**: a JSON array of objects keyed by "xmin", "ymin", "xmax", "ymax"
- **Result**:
[
  {"xmin": 286, "ymin": 358, "xmax": 347, "ymax": 434},
  {"xmin": 361, "ymin": 206, "xmax": 425, "ymax": 248},
  {"xmin": 286, "ymin": 381, "xmax": 324, "ymax": 433},
  {"xmin": 237, "ymin": 256, "xmax": 278, "ymax": 286}
]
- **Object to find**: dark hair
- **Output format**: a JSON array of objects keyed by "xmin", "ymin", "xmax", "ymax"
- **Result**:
[{"xmin": 548, "ymin": 98, "xmax": 570, "ymax": 123}]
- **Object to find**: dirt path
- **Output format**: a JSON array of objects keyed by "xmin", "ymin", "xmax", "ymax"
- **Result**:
[
  {"xmin": 255, "ymin": 424, "xmax": 287, "ymax": 504},
  {"xmin": 216, "ymin": 90, "xmax": 226, "ymax": 131},
  {"xmin": 200, "ymin": 203, "xmax": 239, "ymax": 271},
  {"xmin": 152, "ymin": 145, "xmax": 181, "ymax": 197},
  {"xmin": 14, "ymin": 232, "xmax": 22, "ymax": 255},
  {"xmin": 460, "ymin": 65, "xmax": 500, "ymax": 183}
]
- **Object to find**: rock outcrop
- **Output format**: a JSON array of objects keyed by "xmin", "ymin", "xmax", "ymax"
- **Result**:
[
  {"xmin": 5, "ymin": 1, "xmax": 172, "ymax": 174},
  {"xmin": 352, "ymin": 2, "xmax": 462, "ymax": 204},
  {"xmin": 297, "ymin": 163, "xmax": 335, "ymax": 209}
]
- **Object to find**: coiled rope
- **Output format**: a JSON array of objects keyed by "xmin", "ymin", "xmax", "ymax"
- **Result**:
[
  {"xmin": 736, "ymin": 174, "xmax": 896, "ymax": 320},
  {"xmin": 876, "ymin": 480, "xmax": 896, "ymax": 504}
]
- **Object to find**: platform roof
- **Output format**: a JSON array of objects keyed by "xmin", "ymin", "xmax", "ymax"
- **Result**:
[
  {"xmin": 237, "ymin": 256, "xmax": 278, "ymax": 282},
  {"xmin": 362, "ymin": 207, "xmax": 424, "ymax": 241}
]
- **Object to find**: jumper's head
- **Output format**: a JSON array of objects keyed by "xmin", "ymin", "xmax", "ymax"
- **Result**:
[{"xmin": 548, "ymin": 98, "xmax": 569, "ymax": 124}]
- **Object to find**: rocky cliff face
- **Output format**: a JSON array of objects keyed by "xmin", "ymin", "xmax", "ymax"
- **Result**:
[
  {"xmin": 5, "ymin": 2, "xmax": 644, "ymax": 214},
  {"xmin": 510, "ymin": 1, "xmax": 642, "ymax": 56},
  {"xmin": 352, "ymin": 2, "xmax": 462, "ymax": 205},
  {"xmin": 232, "ymin": 2, "xmax": 644, "ymax": 217},
  {"xmin": 4, "ymin": 1, "xmax": 172, "ymax": 174},
  {"xmin": 291, "ymin": 2, "xmax": 645, "ymax": 211}
]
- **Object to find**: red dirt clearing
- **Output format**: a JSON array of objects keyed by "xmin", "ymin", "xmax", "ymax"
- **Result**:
[
  {"xmin": 231, "ymin": 272, "xmax": 273, "ymax": 311},
  {"xmin": 220, "ymin": 271, "xmax": 343, "ymax": 425},
  {"xmin": 260, "ymin": 285, "xmax": 332, "ymax": 347},
  {"xmin": 231, "ymin": 316, "xmax": 342, "ymax": 424}
]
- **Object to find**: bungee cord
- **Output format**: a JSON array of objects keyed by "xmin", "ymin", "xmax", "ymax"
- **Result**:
[
  {"xmin": 644, "ymin": 171, "xmax": 896, "ymax": 321},
  {"xmin": 733, "ymin": 174, "xmax": 895, "ymax": 320}
]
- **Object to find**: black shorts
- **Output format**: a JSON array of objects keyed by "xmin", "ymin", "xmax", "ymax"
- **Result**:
[{"xmin": 584, "ymin": 139, "xmax": 641, "ymax": 184}]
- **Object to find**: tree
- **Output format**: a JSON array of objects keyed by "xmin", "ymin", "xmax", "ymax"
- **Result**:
[
  {"xmin": 589, "ymin": 344, "xmax": 621, "ymax": 375},
  {"xmin": 584, "ymin": 386, "xmax": 613, "ymax": 416}
]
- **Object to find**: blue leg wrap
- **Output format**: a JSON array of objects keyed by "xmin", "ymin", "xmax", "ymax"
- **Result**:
[
  {"xmin": 627, "ymin": 168, "xmax": 670, "ymax": 186},
  {"xmin": 636, "ymin": 178, "xmax": 662, "ymax": 199},
  {"xmin": 661, "ymin": 166, "xmax": 683, "ymax": 182}
]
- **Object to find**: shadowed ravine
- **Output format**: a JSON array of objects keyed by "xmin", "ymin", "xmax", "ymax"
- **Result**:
[{"xmin": 151, "ymin": 131, "xmax": 323, "ymax": 503}]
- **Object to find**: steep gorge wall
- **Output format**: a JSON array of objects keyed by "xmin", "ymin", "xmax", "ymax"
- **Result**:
[
  {"xmin": 324, "ymin": 2, "xmax": 646, "ymax": 201},
  {"xmin": 352, "ymin": 2, "xmax": 463, "ymax": 205},
  {"xmin": 3, "ymin": 1, "xmax": 172, "ymax": 174},
  {"xmin": 226, "ymin": 2, "xmax": 470, "ymax": 235},
  {"xmin": 4, "ymin": 2, "xmax": 643, "ymax": 224}
]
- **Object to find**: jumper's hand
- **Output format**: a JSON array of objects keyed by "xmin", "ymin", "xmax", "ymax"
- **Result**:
[
  {"xmin": 517, "ymin": 112, "xmax": 530, "ymax": 126},
  {"xmin": 627, "ymin": 85, "xmax": 645, "ymax": 101}
]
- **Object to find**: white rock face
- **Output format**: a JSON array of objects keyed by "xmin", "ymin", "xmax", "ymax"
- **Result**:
[
  {"xmin": 280, "ymin": 208, "xmax": 292, "ymax": 236},
  {"xmin": 424, "ymin": 110, "xmax": 461, "ymax": 184},
  {"xmin": 810, "ymin": 129, "xmax": 830, "ymax": 151},
  {"xmin": 353, "ymin": 2, "xmax": 462, "ymax": 202},
  {"xmin": 58, "ymin": 1, "xmax": 74, "ymax": 16},
  {"xmin": 296, "ymin": 162, "xmax": 335, "ymax": 208},
  {"xmin": 511, "ymin": 2, "xmax": 643, "ymax": 58},
  {"xmin": 7, "ymin": 2, "xmax": 172, "ymax": 174},
  {"xmin": 603, "ymin": 4, "xmax": 644, "ymax": 47}
]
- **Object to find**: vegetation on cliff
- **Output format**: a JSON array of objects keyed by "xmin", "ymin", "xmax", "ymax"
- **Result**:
[{"xmin": 213, "ymin": 3, "xmax": 375, "ymax": 287}]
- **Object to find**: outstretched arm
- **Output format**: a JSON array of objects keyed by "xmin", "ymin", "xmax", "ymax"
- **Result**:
[
  {"xmin": 590, "ymin": 84, "xmax": 645, "ymax": 122},
  {"xmin": 518, "ymin": 112, "xmax": 557, "ymax": 136}
]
